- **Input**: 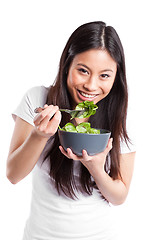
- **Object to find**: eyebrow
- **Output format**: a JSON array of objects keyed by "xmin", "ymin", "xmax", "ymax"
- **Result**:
[{"xmin": 77, "ymin": 63, "xmax": 113, "ymax": 72}]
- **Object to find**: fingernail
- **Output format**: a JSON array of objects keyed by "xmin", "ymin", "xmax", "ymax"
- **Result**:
[{"xmin": 66, "ymin": 148, "xmax": 70, "ymax": 153}]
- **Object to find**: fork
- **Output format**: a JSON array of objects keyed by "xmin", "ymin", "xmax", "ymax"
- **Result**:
[{"xmin": 34, "ymin": 107, "xmax": 86, "ymax": 119}]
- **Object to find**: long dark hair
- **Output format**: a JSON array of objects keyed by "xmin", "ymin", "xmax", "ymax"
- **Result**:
[{"xmin": 45, "ymin": 21, "xmax": 129, "ymax": 199}]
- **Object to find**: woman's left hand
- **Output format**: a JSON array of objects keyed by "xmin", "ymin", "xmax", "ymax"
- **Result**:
[{"xmin": 59, "ymin": 138, "xmax": 113, "ymax": 176}]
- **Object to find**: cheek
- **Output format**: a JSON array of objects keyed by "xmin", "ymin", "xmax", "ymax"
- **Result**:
[
  {"xmin": 67, "ymin": 72, "xmax": 77, "ymax": 87},
  {"xmin": 103, "ymin": 82, "xmax": 114, "ymax": 94},
  {"xmin": 67, "ymin": 74, "xmax": 74, "ymax": 92},
  {"xmin": 69, "ymin": 73, "xmax": 84, "ymax": 89}
]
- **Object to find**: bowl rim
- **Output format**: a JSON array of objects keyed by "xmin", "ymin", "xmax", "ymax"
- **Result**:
[{"xmin": 58, "ymin": 128, "xmax": 111, "ymax": 135}]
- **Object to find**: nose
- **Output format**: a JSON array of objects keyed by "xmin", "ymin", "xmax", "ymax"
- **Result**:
[{"xmin": 83, "ymin": 75, "xmax": 98, "ymax": 91}]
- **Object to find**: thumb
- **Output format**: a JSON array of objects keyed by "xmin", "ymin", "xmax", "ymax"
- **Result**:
[{"xmin": 104, "ymin": 138, "xmax": 113, "ymax": 154}]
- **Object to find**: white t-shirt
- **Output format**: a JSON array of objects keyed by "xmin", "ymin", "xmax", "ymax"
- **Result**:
[{"xmin": 12, "ymin": 86, "xmax": 135, "ymax": 240}]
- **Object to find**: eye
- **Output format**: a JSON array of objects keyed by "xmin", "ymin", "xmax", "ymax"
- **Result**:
[
  {"xmin": 100, "ymin": 73, "xmax": 110, "ymax": 79},
  {"xmin": 78, "ymin": 68, "xmax": 89, "ymax": 75}
]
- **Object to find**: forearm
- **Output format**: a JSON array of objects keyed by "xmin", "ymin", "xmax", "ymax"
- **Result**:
[
  {"xmin": 92, "ymin": 170, "xmax": 128, "ymax": 205},
  {"xmin": 7, "ymin": 130, "xmax": 48, "ymax": 184}
]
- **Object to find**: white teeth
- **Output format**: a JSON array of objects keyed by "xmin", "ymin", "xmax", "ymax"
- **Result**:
[{"xmin": 79, "ymin": 91, "xmax": 96, "ymax": 98}]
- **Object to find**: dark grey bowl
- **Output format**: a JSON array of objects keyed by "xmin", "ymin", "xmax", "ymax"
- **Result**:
[{"xmin": 58, "ymin": 129, "xmax": 111, "ymax": 156}]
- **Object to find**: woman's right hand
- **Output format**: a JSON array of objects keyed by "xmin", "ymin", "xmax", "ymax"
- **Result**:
[{"xmin": 33, "ymin": 104, "xmax": 62, "ymax": 139}]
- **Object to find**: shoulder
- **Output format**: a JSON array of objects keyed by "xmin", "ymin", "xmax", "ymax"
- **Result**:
[
  {"xmin": 120, "ymin": 138, "xmax": 136, "ymax": 154},
  {"xmin": 12, "ymin": 86, "xmax": 51, "ymax": 126},
  {"xmin": 26, "ymin": 85, "xmax": 49, "ymax": 99},
  {"xmin": 120, "ymin": 113, "xmax": 136, "ymax": 154},
  {"xmin": 25, "ymin": 85, "xmax": 50, "ymax": 107}
]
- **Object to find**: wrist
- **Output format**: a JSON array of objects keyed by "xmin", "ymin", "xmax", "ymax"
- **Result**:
[
  {"xmin": 31, "ymin": 128, "xmax": 50, "ymax": 142},
  {"xmin": 90, "ymin": 167, "xmax": 106, "ymax": 180}
]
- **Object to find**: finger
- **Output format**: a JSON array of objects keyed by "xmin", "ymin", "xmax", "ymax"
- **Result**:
[
  {"xmin": 47, "ymin": 110, "xmax": 61, "ymax": 131},
  {"xmin": 37, "ymin": 109, "xmax": 61, "ymax": 133},
  {"xmin": 43, "ymin": 108, "xmax": 60, "ymax": 126},
  {"xmin": 108, "ymin": 138, "xmax": 113, "ymax": 148},
  {"xmin": 36, "ymin": 112, "xmax": 53, "ymax": 131},
  {"xmin": 63, "ymin": 147, "xmax": 82, "ymax": 161},
  {"xmin": 59, "ymin": 146, "xmax": 70, "ymax": 158},
  {"xmin": 47, "ymin": 111, "xmax": 61, "ymax": 135},
  {"xmin": 82, "ymin": 149, "xmax": 90, "ymax": 161},
  {"xmin": 34, "ymin": 105, "xmax": 52, "ymax": 125},
  {"xmin": 104, "ymin": 138, "xmax": 113, "ymax": 154},
  {"xmin": 34, "ymin": 105, "xmax": 58, "ymax": 126},
  {"xmin": 59, "ymin": 146, "xmax": 76, "ymax": 160},
  {"xmin": 66, "ymin": 148, "xmax": 81, "ymax": 160}
]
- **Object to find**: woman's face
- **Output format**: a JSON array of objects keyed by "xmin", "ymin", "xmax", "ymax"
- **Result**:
[{"xmin": 67, "ymin": 49, "xmax": 117, "ymax": 107}]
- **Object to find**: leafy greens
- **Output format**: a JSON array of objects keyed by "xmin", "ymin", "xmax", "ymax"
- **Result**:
[
  {"xmin": 59, "ymin": 101, "xmax": 100, "ymax": 134},
  {"xmin": 70, "ymin": 101, "xmax": 98, "ymax": 120}
]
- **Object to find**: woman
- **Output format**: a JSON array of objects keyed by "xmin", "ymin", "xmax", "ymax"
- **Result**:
[{"xmin": 7, "ymin": 21, "xmax": 135, "ymax": 240}]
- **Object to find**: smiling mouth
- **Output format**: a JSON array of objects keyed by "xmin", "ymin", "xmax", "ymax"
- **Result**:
[{"xmin": 77, "ymin": 90, "xmax": 98, "ymax": 98}]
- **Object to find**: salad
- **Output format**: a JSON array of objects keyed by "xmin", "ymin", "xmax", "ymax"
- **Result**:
[{"xmin": 59, "ymin": 101, "xmax": 100, "ymax": 134}]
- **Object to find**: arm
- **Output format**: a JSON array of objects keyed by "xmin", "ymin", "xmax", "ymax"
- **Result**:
[
  {"xmin": 6, "ymin": 105, "xmax": 61, "ymax": 184},
  {"xmin": 90, "ymin": 152, "xmax": 135, "ymax": 205},
  {"xmin": 59, "ymin": 139, "xmax": 135, "ymax": 205}
]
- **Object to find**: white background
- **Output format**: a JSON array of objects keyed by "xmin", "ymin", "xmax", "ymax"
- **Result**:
[{"xmin": 0, "ymin": 0, "xmax": 160, "ymax": 239}]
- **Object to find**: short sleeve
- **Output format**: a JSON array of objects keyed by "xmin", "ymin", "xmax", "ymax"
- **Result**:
[
  {"xmin": 120, "ymin": 139, "xmax": 136, "ymax": 154},
  {"xmin": 12, "ymin": 86, "xmax": 49, "ymax": 126},
  {"xmin": 120, "ymin": 114, "xmax": 136, "ymax": 154}
]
